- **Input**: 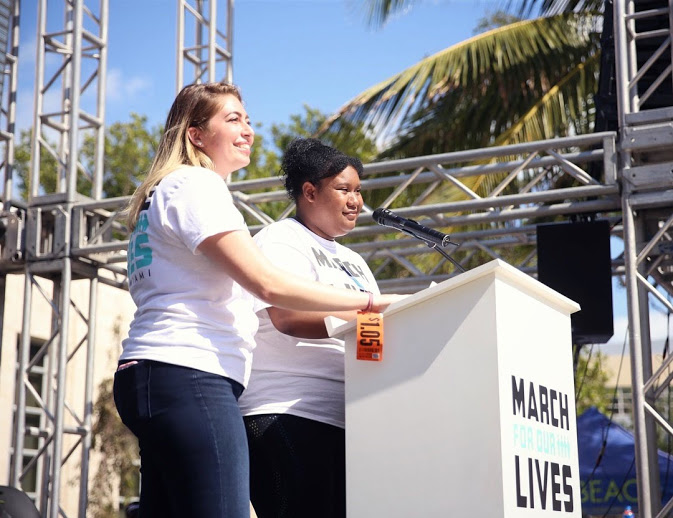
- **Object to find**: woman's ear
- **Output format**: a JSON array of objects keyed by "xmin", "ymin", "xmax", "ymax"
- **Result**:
[
  {"xmin": 187, "ymin": 127, "xmax": 203, "ymax": 148},
  {"xmin": 301, "ymin": 181, "xmax": 317, "ymax": 203}
]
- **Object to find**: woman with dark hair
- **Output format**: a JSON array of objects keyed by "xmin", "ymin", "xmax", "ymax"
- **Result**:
[
  {"xmin": 114, "ymin": 85, "xmax": 402, "ymax": 518},
  {"xmin": 239, "ymin": 138, "xmax": 380, "ymax": 518}
]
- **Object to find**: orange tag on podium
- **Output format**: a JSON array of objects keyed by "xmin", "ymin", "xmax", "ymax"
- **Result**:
[{"xmin": 356, "ymin": 312, "xmax": 384, "ymax": 361}]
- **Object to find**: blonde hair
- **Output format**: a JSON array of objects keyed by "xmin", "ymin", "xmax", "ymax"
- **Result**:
[{"xmin": 125, "ymin": 82, "xmax": 243, "ymax": 230}]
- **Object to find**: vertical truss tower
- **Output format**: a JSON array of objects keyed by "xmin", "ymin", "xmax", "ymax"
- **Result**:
[
  {"xmin": 615, "ymin": 0, "xmax": 673, "ymax": 515},
  {"xmin": 177, "ymin": 0, "xmax": 233, "ymax": 88},
  {"xmin": 6, "ymin": 1, "xmax": 108, "ymax": 517}
]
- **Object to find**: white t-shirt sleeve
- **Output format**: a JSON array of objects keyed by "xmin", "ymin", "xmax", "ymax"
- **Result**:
[{"xmin": 163, "ymin": 168, "xmax": 246, "ymax": 253}]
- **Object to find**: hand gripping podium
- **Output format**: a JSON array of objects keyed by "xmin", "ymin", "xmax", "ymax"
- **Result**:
[{"xmin": 326, "ymin": 259, "xmax": 582, "ymax": 518}]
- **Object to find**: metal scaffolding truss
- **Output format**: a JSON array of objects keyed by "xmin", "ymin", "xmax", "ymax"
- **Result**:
[
  {"xmin": 0, "ymin": 0, "xmax": 671, "ymax": 517},
  {"xmin": 177, "ymin": 0, "xmax": 233, "ymax": 89},
  {"xmin": 73, "ymin": 131, "xmax": 626, "ymax": 292},
  {"xmin": 614, "ymin": 0, "xmax": 673, "ymax": 516},
  {"xmin": 2, "ymin": 1, "xmax": 109, "ymax": 517},
  {"xmin": 0, "ymin": 0, "xmax": 17, "ymax": 257}
]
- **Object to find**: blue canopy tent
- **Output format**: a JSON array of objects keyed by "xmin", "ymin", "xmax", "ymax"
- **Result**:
[{"xmin": 578, "ymin": 407, "xmax": 673, "ymax": 515}]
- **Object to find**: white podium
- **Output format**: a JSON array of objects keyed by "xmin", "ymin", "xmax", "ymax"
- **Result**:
[{"xmin": 327, "ymin": 259, "xmax": 582, "ymax": 518}]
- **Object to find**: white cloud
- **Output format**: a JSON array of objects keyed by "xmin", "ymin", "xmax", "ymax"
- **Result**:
[{"xmin": 106, "ymin": 68, "xmax": 151, "ymax": 103}]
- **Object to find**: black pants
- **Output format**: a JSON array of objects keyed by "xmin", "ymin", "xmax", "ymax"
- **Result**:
[{"xmin": 244, "ymin": 414, "xmax": 345, "ymax": 518}]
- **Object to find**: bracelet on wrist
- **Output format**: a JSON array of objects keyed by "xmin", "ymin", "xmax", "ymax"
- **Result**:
[{"xmin": 363, "ymin": 292, "xmax": 374, "ymax": 312}]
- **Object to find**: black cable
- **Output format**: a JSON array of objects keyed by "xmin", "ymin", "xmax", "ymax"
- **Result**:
[{"xmin": 579, "ymin": 325, "xmax": 629, "ymax": 516}]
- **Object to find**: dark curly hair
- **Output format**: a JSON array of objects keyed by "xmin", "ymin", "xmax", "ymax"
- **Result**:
[{"xmin": 281, "ymin": 138, "xmax": 364, "ymax": 202}]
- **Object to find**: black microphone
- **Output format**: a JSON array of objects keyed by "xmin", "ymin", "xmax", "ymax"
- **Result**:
[{"xmin": 372, "ymin": 208, "xmax": 451, "ymax": 247}]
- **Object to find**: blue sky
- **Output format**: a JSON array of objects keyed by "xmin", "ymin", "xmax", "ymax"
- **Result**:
[
  {"xmin": 14, "ymin": 0, "xmax": 670, "ymax": 354},
  {"xmin": 101, "ymin": 0, "xmax": 499, "ymax": 134},
  {"xmin": 108, "ymin": 0, "xmax": 496, "ymax": 133},
  {"xmin": 16, "ymin": 0, "xmax": 499, "ymax": 136}
]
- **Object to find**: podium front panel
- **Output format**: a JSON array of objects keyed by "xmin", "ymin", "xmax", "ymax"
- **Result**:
[
  {"xmin": 495, "ymin": 275, "xmax": 581, "ymax": 517},
  {"xmin": 338, "ymin": 261, "xmax": 581, "ymax": 518}
]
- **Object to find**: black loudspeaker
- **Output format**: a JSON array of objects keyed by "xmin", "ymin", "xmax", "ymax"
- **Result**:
[{"xmin": 536, "ymin": 220, "xmax": 614, "ymax": 345}]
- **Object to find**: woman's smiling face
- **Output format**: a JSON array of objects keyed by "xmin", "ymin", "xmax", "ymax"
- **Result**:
[
  {"xmin": 301, "ymin": 166, "xmax": 363, "ymax": 240},
  {"xmin": 193, "ymin": 94, "xmax": 254, "ymax": 179}
]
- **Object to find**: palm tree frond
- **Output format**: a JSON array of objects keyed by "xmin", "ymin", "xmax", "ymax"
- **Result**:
[
  {"xmin": 317, "ymin": 12, "xmax": 600, "ymax": 145},
  {"xmin": 362, "ymin": 0, "xmax": 415, "ymax": 28},
  {"xmin": 494, "ymin": 53, "xmax": 600, "ymax": 146},
  {"xmin": 377, "ymin": 46, "xmax": 600, "ymax": 158},
  {"xmin": 502, "ymin": 0, "xmax": 604, "ymax": 17}
]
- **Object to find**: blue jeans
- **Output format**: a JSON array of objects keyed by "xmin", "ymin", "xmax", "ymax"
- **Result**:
[{"xmin": 113, "ymin": 360, "xmax": 249, "ymax": 518}]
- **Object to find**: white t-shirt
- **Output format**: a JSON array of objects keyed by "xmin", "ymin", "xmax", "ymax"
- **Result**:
[
  {"xmin": 121, "ymin": 166, "xmax": 258, "ymax": 387},
  {"xmin": 238, "ymin": 218, "xmax": 379, "ymax": 428}
]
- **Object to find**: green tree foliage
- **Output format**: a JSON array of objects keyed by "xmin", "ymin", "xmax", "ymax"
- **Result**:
[
  {"xmin": 13, "ymin": 114, "xmax": 161, "ymax": 200},
  {"xmin": 81, "ymin": 114, "xmax": 162, "ymax": 198},
  {"xmin": 236, "ymin": 105, "xmax": 379, "ymax": 222},
  {"xmin": 14, "ymin": 130, "xmax": 60, "ymax": 199},
  {"xmin": 243, "ymin": 104, "xmax": 378, "ymax": 181},
  {"xmin": 574, "ymin": 346, "xmax": 611, "ymax": 416},
  {"xmin": 89, "ymin": 377, "xmax": 139, "ymax": 518},
  {"xmin": 472, "ymin": 10, "xmax": 522, "ymax": 34}
]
